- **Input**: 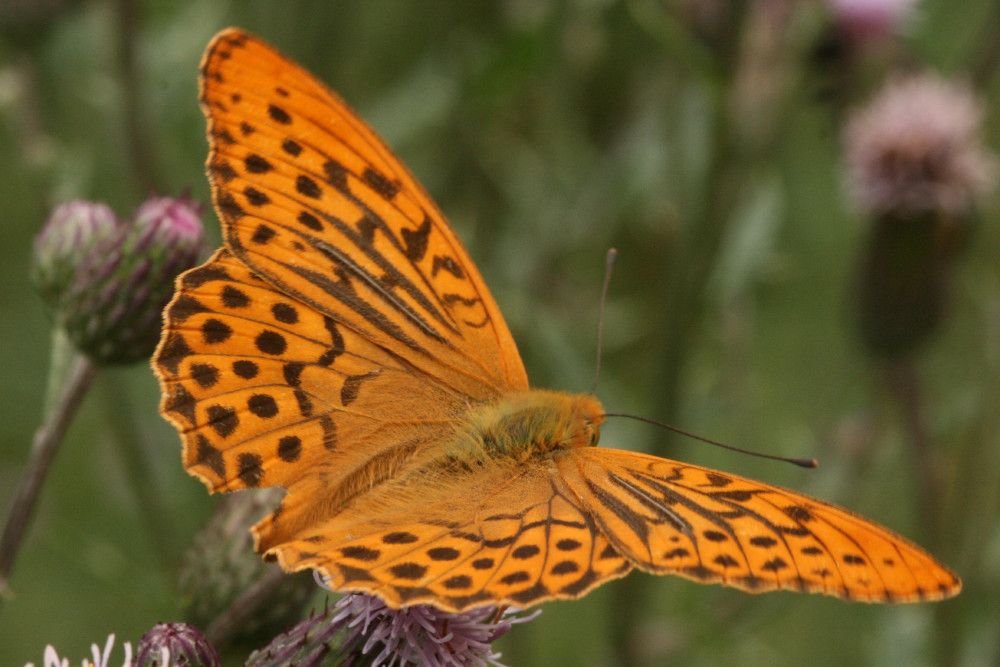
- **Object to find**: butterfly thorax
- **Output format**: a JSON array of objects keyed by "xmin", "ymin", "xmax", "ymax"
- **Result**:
[{"xmin": 458, "ymin": 390, "xmax": 604, "ymax": 463}]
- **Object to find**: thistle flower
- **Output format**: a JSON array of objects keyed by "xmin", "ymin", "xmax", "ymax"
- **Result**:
[
  {"xmin": 26, "ymin": 634, "xmax": 132, "ymax": 667},
  {"xmin": 327, "ymin": 593, "xmax": 535, "ymax": 667},
  {"xmin": 31, "ymin": 200, "xmax": 120, "ymax": 310},
  {"xmin": 249, "ymin": 584, "xmax": 538, "ymax": 667},
  {"xmin": 59, "ymin": 194, "xmax": 205, "ymax": 364},
  {"xmin": 827, "ymin": 0, "xmax": 917, "ymax": 40},
  {"xmin": 847, "ymin": 75, "xmax": 997, "ymax": 358},
  {"xmin": 136, "ymin": 623, "xmax": 219, "ymax": 667},
  {"xmin": 845, "ymin": 74, "xmax": 997, "ymax": 218}
]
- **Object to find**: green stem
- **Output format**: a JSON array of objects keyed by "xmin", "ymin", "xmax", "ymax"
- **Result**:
[
  {"xmin": 205, "ymin": 568, "xmax": 289, "ymax": 648},
  {"xmin": 0, "ymin": 350, "xmax": 98, "ymax": 598},
  {"xmin": 113, "ymin": 0, "xmax": 160, "ymax": 193},
  {"xmin": 929, "ymin": 332, "xmax": 1000, "ymax": 666},
  {"xmin": 883, "ymin": 360, "xmax": 943, "ymax": 545},
  {"xmin": 970, "ymin": 1, "xmax": 1000, "ymax": 88},
  {"xmin": 43, "ymin": 328, "xmax": 73, "ymax": 412},
  {"xmin": 100, "ymin": 369, "xmax": 178, "ymax": 572}
]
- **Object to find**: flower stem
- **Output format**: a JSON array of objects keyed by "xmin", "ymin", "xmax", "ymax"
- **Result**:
[
  {"xmin": 99, "ymin": 370, "xmax": 178, "ymax": 571},
  {"xmin": 0, "ymin": 350, "xmax": 97, "ymax": 598},
  {"xmin": 205, "ymin": 568, "xmax": 289, "ymax": 648},
  {"xmin": 883, "ymin": 359, "xmax": 943, "ymax": 544},
  {"xmin": 113, "ymin": 0, "xmax": 161, "ymax": 193}
]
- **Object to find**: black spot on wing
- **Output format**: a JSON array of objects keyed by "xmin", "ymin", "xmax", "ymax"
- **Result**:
[{"xmin": 401, "ymin": 215, "xmax": 432, "ymax": 262}]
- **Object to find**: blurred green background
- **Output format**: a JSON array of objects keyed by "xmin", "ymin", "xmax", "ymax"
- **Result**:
[{"xmin": 2, "ymin": 0, "xmax": 999, "ymax": 665}]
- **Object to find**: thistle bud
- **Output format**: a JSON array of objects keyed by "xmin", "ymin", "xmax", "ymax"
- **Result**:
[
  {"xmin": 178, "ymin": 489, "xmax": 316, "ymax": 650},
  {"xmin": 136, "ymin": 622, "xmax": 219, "ymax": 667},
  {"xmin": 60, "ymin": 195, "xmax": 205, "ymax": 365},
  {"xmin": 31, "ymin": 200, "xmax": 120, "ymax": 309}
]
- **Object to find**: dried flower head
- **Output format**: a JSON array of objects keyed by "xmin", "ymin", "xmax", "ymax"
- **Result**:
[{"xmin": 845, "ymin": 74, "xmax": 997, "ymax": 217}]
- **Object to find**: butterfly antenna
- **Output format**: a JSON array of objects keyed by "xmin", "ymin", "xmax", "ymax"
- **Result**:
[
  {"xmin": 589, "ymin": 248, "xmax": 618, "ymax": 395},
  {"xmin": 602, "ymin": 413, "xmax": 818, "ymax": 469}
]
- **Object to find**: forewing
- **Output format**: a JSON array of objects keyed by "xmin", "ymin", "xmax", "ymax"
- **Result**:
[
  {"xmin": 199, "ymin": 29, "xmax": 527, "ymax": 398},
  {"xmin": 558, "ymin": 447, "xmax": 961, "ymax": 603},
  {"xmin": 154, "ymin": 250, "xmax": 457, "ymax": 496}
]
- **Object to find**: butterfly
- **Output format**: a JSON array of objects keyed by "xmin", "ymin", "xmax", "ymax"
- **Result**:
[{"xmin": 154, "ymin": 28, "xmax": 960, "ymax": 611}]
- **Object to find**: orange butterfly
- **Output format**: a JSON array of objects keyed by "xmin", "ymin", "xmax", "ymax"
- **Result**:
[{"xmin": 154, "ymin": 28, "xmax": 960, "ymax": 611}]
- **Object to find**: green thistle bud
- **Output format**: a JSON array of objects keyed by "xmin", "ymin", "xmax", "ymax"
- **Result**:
[
  {"xmin": 60, "ymin": 195, "xmax": 205, "ymax": 365},
  {"xmin": 31, "ymin": 200, "xmax": 120, "ymax": 310},
  {"xmin": 136, "ymin": 622, "xmax": 219, "ymax": 667},
  {"xmin": 179, "ymin": 489, "xmax": 316, "ymax": 651}
]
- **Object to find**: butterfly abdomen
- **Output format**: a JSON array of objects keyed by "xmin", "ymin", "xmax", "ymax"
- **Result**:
[{"xmin": 456, "ymin": 390, "xmax": 605, "ymax": 463}]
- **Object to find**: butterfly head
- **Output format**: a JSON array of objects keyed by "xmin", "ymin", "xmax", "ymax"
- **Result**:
[{"xmin": 570, "ymin": 393, "xmax": 606, "ymax": 448}]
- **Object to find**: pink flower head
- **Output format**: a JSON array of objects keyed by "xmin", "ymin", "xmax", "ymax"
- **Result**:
[
  {"xmin": 827, "ymin": 0, "xmax": 917, "ymax": 40},
  {"xmin": 131, "ymin": 195, "xmax": 205, "ymax": 253},
  {"xmin": 32, "ymin": 200, "xmax": 120, "ymax": 307},
  {"xmin": 845, "ymin": 74, "xmax": 997, "ymax": 217}
]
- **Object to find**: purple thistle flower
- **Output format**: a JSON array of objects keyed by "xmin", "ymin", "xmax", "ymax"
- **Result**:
[
  {"xmin": 845, "ymin": 74, "xmax": 997, "ymax": 218},
  {"xmin": 332, "ymin": 593, "xmax": 536, "ymax": 667},
  {"xmin": 249, "ymin": 585, "xmax": 539, "ymax": 667}
]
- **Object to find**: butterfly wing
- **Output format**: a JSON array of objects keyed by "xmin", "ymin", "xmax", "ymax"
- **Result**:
[
  {"xmin": 156, "ymin": 29, "xmax": 529, "ymax": 497},
  {"xmin": 557, "ymin": 447, "xmax": 961, "ymax": 602},
  {"xmin": 198, "ymin": 29, "xmax": 527, "ymax": 399},
  {"xmin": 159, "ymin": 27, "xmax": 960, "ymax": 615},
  {"xmin": 155, "ymin": 249, "xmax": 460, "ymax": 496},
  {"xmin": 256, "ymin": 459, "xmax": 633, "ymax": 612}
]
